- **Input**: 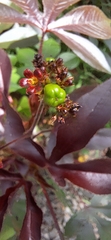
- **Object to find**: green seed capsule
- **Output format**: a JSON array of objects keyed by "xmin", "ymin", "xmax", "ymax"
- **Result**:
[{"xmin": 44, "ymin": 83, "xmax": 66, "ymax": 107}]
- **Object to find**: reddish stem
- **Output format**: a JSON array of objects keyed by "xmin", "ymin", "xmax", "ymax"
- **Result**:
[
  {"xmin": 38, "ymin": 31, "xmax": 46, "ymax": 55},
  {"xmin": 41, "ymin": 184, "xmax": 64, "ymax": 240},
  {"xmin": 32, "ymin": 129, "xmax": 52, "ymax": 139}
]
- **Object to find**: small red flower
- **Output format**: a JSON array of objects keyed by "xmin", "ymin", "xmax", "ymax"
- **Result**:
[{"xmin": 19, "ymin": 68, "xmax": 44, "ymax": 95}]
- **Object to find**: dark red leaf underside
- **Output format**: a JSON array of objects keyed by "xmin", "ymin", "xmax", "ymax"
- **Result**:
[
  {"xmin": 48, "ymin": 158, "xmax": 111, "ymax": 194},
  {"xmin": 70, "ymin": 84, "xmax": 98, "ymax": 102},
  {"xmin": 19, "ymin": 182, "xmax": 42, "ymax": 240},
  {"xmin": 0, "ymin": 183, "xmax": 22, "ymax": 230},
  {"xmin": 49, "ymin": 78, "xmax": 111, "ymax": 162},
  {"xmin": 2, "ymin": 95, "xmax": 46, "ymax": 167}
]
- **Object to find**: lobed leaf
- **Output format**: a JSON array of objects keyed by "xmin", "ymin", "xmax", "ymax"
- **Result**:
[
  {"xmin": 49, "ymin": 78, "xmax": 111, "ymax": 162},
  {"xmin": 0, "ymin": 2, "xmax": 41, "ymax": 28},
  {"xmin": 48, "ymin": 5, "xmax": 111, "ymax": 39},
  {"xmin": 0, "ymin": 49, "xmax": 11, "ymax": 96},
  {"xmin": 42, "ymin": 0, "xmax": 80, "ymax": 29},
  {"xmin": 0, "ymin": 3, "xmax": 28, "ymax": 24},
  {"xmin": 50, "ymin": 29, "xmax": 111, "ymax": 73},
  {"xmin": 11, "ymin": 0, "xmax": 43, "ymax": 27},
  {"xmin": 48, "ymin": 159, "xmax": 111, "ymax": 194},
  {"xmin": 19, "ymin": 182, "xmax": 43, "ymax": 240},
  {"xmin": 2, "ymin": 95, "xmax": 46, "ymax": 167}
]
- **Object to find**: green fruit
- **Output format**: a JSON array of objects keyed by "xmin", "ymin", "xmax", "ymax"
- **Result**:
[
  {"xmin": 44, "ymin": 83, "xmax": 66, "ymax": 107},
  {"xmin": 46, "ymin": 57, "xmax": 55, "ymax": 62}
]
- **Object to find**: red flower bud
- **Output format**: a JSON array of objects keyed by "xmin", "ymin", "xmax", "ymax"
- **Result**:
[
  {"xmin": 34, "ymin": 68, "xmax": 43, "ymax": 79},
  {"xmin": 19, "ymin": 78, "xmax": 28, "ymax": 87},
  {"xmin": 24, "ymin": 69, "xmax": 33, "ymax": 78}
]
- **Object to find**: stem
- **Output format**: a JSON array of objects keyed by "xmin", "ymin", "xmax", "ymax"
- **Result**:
[
  {"xmin": 32, "ymin": 129, "xmax": 52, "ymax": 139},
  {"xmin": 41, "ymin": 184, "xmax": 64, "ymax": 240},
  {"xmin": 38, "ymin": 31, "xmax": 46, "ymax": 55},
  {"xmin": 26, "ymin": 99, "xmax": 44, "ymax": 137}
]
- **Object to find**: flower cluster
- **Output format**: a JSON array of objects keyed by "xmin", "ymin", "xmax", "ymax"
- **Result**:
[
  {"xmin": 19, "ymin": 54, "xmax": 81, "ymax": 123},
  {"xmin": 19, "ymin": 54, "xmax": 73, "ymax": 95}
]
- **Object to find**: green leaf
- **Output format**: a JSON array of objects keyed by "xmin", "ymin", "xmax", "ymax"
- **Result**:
[
  {"xmin": 9, "ymin": 68, "xmax": 21, "ymax": 93},
  {"xmin": 8, "ymin": 54, "xmax": 17, "ymax": 66},
  {"xmin": 9, "ymin": 82, "xmax": 21, "ymax": 93},
  {"xmin": 0, "ymin": 191, "xmax": 26, "ymax": 240},
  {"xmin": 65, "ymin": 85, "xmax": 75, "ymax": 94},
  {"xmin": 0, "ymin": 23, "xmax": 13, "ymax": 34},
  {"xmin": 12, "ymin": 198, "xmax": 26, "ymax": 230},
  {"xmin": 47, "ymin": 178, "xmax": 71, "ymax": 208},
  {"xmin": 104, "ymin": 39, "xmax": 111, "ymax": 51},
  {"xmin": 16, "ymin": 47, "xmax": 36, "ymax": 65},
  {"xmin": 17, "ymin": 96, "xmax": 31, "ymax": 117},
  {"xmin": 58, "ymin": 52, "xmax": 80, "ymax": 69},
  {"xmin": 65, "ymin": 195, "xmax": 111, "ymax": 240},
  {"xmin": 0, "ymin": 215, "xmax": 16, "ymax": 240},
  {"xmin": 65, "ymin": 213, "xmax": 96, "ymax": 239},
  {"xmin": 16, "ymin": 48, "xmax": 36, "ymax": 77},
  {"xmin": 0, "ymin": 225, "xmax": 15, "ymax": 240},
  {"xmin": 16, "ymin": 48, "xmax": 36, "ymax": 76},
  {"xmin": 42, "ymin": 38, "xmax": 61, "ymax": 59}
]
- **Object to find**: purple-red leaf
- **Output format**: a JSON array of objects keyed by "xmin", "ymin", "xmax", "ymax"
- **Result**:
[
  {"xmin": 50, "ymin": 29, "xmax": 111, "ymax": 73},
  {"xmin": 3, "ymin": 96, "xmax": 46, "ymax": 167},
  {"xmin": 48, "ymin": 5, "xmax": 111, "ymax": 39},
  {"xmin": 0, "ymin": 49, "xmax": 11, "ymax": 96},
  {"xmin": 70, "ymin": 84, "xmax": 97, "ymax": 102},
  {"xmin": 48, "ymin": 159, "xmax": 111, "ymax": 194},
  {"xmin": 11, "ymin": 0, "xmax": 43, "ymax": 27},
  {"xmin": 19, "ymin": 182, "xmax": 42, "ymax": 240},
  {"xmin": 0, "ymin": 2, "xmax": 42, "ymax": 28},
  {"xmin": 0, "ymin": 3, "xmax": 28, "ymax": 24},
  {"xmin": 49, "ymin": 78, "xmax": 111, "ymax": 163},
  {"xmin": 0, "ymin": 183, "xmax": 22, "ymax": 230},
  {"xmin": 43, "ymin": 0, "xmax": 80, "ymax": 29}
]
